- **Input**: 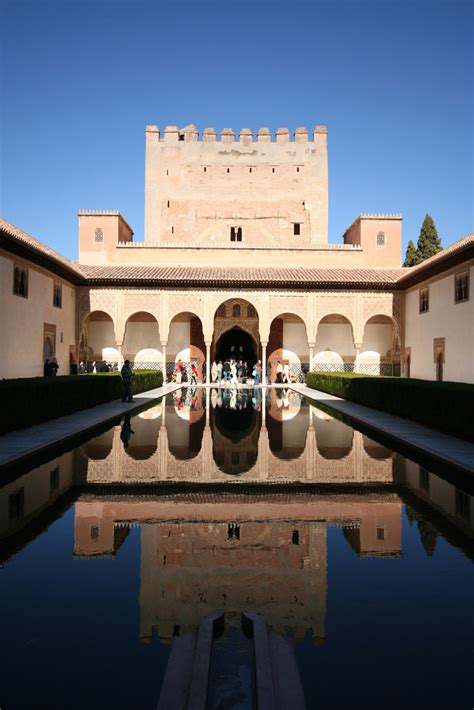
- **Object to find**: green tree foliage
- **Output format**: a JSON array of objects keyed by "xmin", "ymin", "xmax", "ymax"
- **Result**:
[
  {"xmin": 403, "ymin": 239, "xmax": 418, "ymax": 267},
  {"xmin": 416, "ymin": 214, "xmax": 442, "ymax": 262},
  {"xmin": 403, "ymin": 215, "xmax": 442, "ymax": 267}
]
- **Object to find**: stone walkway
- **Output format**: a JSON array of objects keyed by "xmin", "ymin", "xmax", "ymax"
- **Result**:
[
  {"xmin": 0, "ymin": 383, "xmax": 181, "ymax": 471},
  {"xmin": 291, "ymin": 383, "xmax": 474, "ymax": 475}
]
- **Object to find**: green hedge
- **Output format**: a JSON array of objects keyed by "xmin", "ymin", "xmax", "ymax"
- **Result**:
[
  {"xmin": 306, "ymin": 372, "xmax": 474, "ymax": 442},
  {"xmin": 0, "ymin": 370, "xmax": 163, "ymax": 435}
]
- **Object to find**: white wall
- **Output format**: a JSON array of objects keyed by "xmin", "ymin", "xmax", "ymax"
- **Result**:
[
  {"xmin": 168, "ymin": 321, "xmax": 190, "ymax": 358},
  {"xmin": 314, "ymin": 323, "xmax": 355, "ymax": 357},
  {"xmin": 404, "ymin": 264, "xmax": 474, "ymax": 382},
  {"xmin": 0, "ymin": 253, "xmax": 76, "ymax": 378},
  {"xmin": 360, "ymin": 324, "xmax": 393, "ymax": 358},
  {"xmin": 123, "ymin": 321, "xmax": 161, "ymax": 359},
  {"xmin": 283, "ymin": 321, "xmax": 307, "ymax": 363},
  {"xmin": 87, "ymin": 321, "xmax": 116, "ymax": 358}
]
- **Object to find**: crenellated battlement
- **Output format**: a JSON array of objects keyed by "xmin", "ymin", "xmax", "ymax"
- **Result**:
[{"xmin": 145, "ymin": 124, "xmax": 327, "ymax": 144}]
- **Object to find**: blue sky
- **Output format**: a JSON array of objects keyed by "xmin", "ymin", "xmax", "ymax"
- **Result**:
[{"xmin": 1, "ymin": 0, "xmax": 472, "ymax": 260}]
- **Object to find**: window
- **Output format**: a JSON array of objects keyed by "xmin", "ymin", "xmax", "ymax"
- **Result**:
[
  {"xmin": 377, "ymin": 231, "xmax": 386, "ymax": 246},
  {"xmin": 296, "ymin": 166, "xmax": 300, "ymax": 173},
  {"xmin": 249, "ymin": 167, "xmax": 253, "ymax": 173},
  {"xmin": 203, "ymin": 166, "xmax": 207, "ymax": 172},
  {"xmin": 419, "ymin": 288, "xmax": 429, "ymax": 313},
  {"xmin": 292, "ymin": 530, "xmax": 300, "ymax": 545},
  {"xmin": 419, "ymin": 467, "xmax": 430, "ymax": 493},
  {"xmin": 9, "ymin": 489, "xmax": 24, "ymax": 522},
  {"xmin": 50, "ymin": 466, "xmax": 59, "ymax": 494},
  {"xmin": 376, "ymin": 526, "xmax": 386, "ymax": 541},
  {"xmin": 247, "ymin": 304, "xmax": 257, "ymax": 318},
  {"xmin": 293, "ymin": 223, "xmax": 301, "ymax": 236},
  {"xmin": 216, "ymin": 304, "xmax": 226, "ymax": 318},
  {"xmin": 94, "ymin": 227, "xmax": 103, "ymax": 243},
  {"xmin": 90, "ymin": 525, "xmax": 99, "ymax": 541},
  {"xmin": 171, "ymin": 226, "xmax": 174, "ymax": 234},
  {"xmin": 53, "ymin": 283, "xmax": 62, "ymax": 308},
  {"xmin": 272, "ymin": 167, "xmax": 275, "ymax": 173},
  {"xmin": 232, "ymin": 304, "xmax": 241, "ymax": 318},
  {"xmin": 455, "ymin": 490, "xmax": 470, "ymax": 523},
  {"xmin": 455, "ymin": 271, "xmax": 469, "ymax": 303},
  {"xmin": 226, "ymin": 167, "xmax": 230, "ymax": 173},
  {"xmin": 13, "ymin": 265, "xmax": 28, "ymax": 298},
  {"xmin": 230, "ymin": 227, "xmax": 242, "ymax": 242},
  {"xmin": 167, "ymin": 200, "xmax": 170, "ymax": 208}
]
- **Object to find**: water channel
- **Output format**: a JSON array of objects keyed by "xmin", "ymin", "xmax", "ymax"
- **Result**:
[{"xmin": 0, "ymin": 388, "xmax": 472, "ymax": 708}]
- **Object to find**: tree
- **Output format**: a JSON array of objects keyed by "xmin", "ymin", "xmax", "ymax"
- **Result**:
[
  {"xmin": 415, "ymin": 214, "xmax": 442, "ymax": 262},
  {"xmin": 403, "ymin": 239, "xmax": 418, "ymax": 267}
]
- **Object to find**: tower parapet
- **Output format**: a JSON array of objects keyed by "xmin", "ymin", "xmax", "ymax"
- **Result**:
[{"xmin": 144, "ymin": 123, "xmax": 329, "ymax": 246}]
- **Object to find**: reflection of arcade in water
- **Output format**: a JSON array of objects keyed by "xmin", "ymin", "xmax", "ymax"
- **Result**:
[
  {"xmin": 1, "ymin": 390, "xmax": 472, "ymax": 648},
  {"xmin": 79, "ymin": 389, "xmax": 396, "ymax": 484}
]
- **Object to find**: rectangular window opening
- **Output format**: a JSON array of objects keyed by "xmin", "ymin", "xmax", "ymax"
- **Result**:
[
  {"xmin": 90, "ymin": 525, "xmax": 99, "ymax": 541},
  {"xmin": 13, "ymin": 265, "xmax": 28, "ymax": 298},
  {"xmin": 293, "ymin": 223, "xmax": 301, "ymax": 236},
  {"xmin": 167, "ymin": 200, "xmax": 170, "ymax": 208},
  {"xmin": 419, "ymin": 288, "xmax": 429, "ymax": 313},
  {"xmin": 455, "ymin": 272, "xmax": 469, "ymax": 303},
  {"xmin": 9, "ymin": 489, "xmax": 24, "ymax": 522},
  {"xmin": 50, "ymin": 466, "xmax": 60, "ymax": 493},
  {"xmin": 376, "ymin": 526, "xmax": 386, "ymax": 541},
  {"xmin": 53, "ymin": 283, "xmax": 62, "ymax": 308}
]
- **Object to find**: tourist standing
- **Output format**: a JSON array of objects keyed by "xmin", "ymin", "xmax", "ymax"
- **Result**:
[
  {"xmin": 230, "ymin": 359, "xmax": 237, "ymax": 384},
  {"xmin": 120, "ymin": 359, "xmax": 135, "ymax": 403},
  {"xmin": 50, "ymin": 357, "xmax": 59, "ymax": 376},
  {"xmin": 282, "ymin": 362, "xmax": 290, "ymax": 384},
  {"xmin": 211, "ymin": 360, "xmax": 218, "ymax": 383},
  {"xmin": 44, "ymin": 358, "xmax": 51, "ymax": 377},
  {"xmin": 254, "ymin": 360, "xmax": 262, "ymax": 385},
  {"xmin": 190, "ymin": 363, "xmax": 198, "ymax": 385},
  {"xmin": 276, "ymin": 360, "xmax": 283, "ymax": 383},
  {"xmin": 223, "ymin": 359, "xmax": 231, "ymax": 383},
  {"xmin": 217, "ymin": 360, "xmax": 223, "ymax": 383}
]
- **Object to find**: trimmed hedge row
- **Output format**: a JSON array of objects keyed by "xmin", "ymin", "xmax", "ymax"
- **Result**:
[
  {"xmin": 0, "ymin": 370, "xmax": 163, "ymax": 435},
  {"xmin": 305, "ymin": 372, "xmax": 474, "ymax": 442}
]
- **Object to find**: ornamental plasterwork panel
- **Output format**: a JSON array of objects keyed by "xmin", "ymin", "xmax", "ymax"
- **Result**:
[
  {"xmin": 268, "ymin": 295, "xmax": 310, "ymax": 333},
  {"xmin": 122, "ymin": 291, "xmax": 162, "ymax": 323}
]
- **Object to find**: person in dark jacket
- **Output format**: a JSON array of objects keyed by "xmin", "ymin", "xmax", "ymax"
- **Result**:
[{"xmin": 121, "ymin": 360, "xmax": 135, "ymax": 402}]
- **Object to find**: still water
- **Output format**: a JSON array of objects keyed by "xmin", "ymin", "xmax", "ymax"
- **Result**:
[{"xmin": 0, "ymin": 388, "xmax": 472, "ymax": 709}]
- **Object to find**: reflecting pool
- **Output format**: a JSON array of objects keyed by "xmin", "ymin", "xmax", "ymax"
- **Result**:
[{"xmin": 0, "ymin": 388, "xmax": 473, "ymax": 709}]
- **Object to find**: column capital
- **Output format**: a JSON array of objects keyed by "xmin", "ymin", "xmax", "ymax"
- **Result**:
[
  {"xmin": 116, "ymin": 341, "xmax": 123, "ymax": 348},
  {"xmin": 160, "ymin": 341, "xmax": 168, "ymax": 348},
  {"xmin": 308, "ymin": 342, "xmax": 315, "ymax": 349},
  {"xmin": 205, "ymin": 341, "xmax": 212, "ymax": 348},
  {"xmin": 260, "ymin": 341, "xmax": 268, "ymax": 347},
  {"xmin": 354, "ymin": 343, "xmax": 362, "ymax": 350}
]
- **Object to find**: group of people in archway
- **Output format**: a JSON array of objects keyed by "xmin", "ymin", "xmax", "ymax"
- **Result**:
[{"xmin": 211, "ymin": 359, "xmax": 262, "ymax": 385}]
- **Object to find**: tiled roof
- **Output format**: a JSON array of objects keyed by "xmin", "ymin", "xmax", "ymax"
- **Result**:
[
  {"xmin": 0, "ymin": 217, "xmax": 83, "ymax": 278},
  {"xmin": 78, "ymin": 263, "xmax": 406, "ymax": 287}
]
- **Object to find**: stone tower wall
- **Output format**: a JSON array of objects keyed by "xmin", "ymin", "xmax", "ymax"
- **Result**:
[{"xmin": 144, "ymin": 124, "xmax": 328, "ymax": 246}]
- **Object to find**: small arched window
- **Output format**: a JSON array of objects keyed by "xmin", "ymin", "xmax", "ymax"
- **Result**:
[
  {"xmin": 216, "ymin": 304, "xmax": 226, "ymax": 318},
  {"xmin": 94, "ymin": 228, "xmax": 104, "ymax": 243},
  {"xmin": 232, "ymin": 304, "xmax": 241, "ymax": 318},
  {"xmin": 247, "ymin": 304, "xmax": 257, "ymax": 318}
]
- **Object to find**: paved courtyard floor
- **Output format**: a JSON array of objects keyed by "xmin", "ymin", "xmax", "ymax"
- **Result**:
[{"xmin": 0, "ymin": 382, "xmax": 473, "ymax": 474}]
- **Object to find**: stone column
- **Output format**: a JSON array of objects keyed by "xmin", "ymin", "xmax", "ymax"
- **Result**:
[
  {"xmin": 354, "ymin": 343, "xmax": 361, "ymax": 373},
  {"xmin": 205, "ymin": 342, "xmax": 211, "ymax": 386},
  {"xmin": 161, "ymin": 342, "xmax": 167, "ymax": 380},
  {"xmin": 261, "ymin": 342, "xmax": 267, "ymax": 387},
  {"xmin": 308, "ymin": 342, "xmax": 315, "ymax": 374},
  {"xmin": 261, "ymin": 393, "xmax": 266, "ymax": 427},
  {"xmin": 116, "ymin": 342, "xmax": 123, "ymax": 369}
]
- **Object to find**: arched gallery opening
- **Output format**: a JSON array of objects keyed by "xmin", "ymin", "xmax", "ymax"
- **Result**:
[
  {"xmin": 168, "ymin": 311, "xmax": 205, "ymax": 381},
  {"xmin": 268, "ymin": 313, "xmax": 308, "ymax": 382},
  {"xmin": 79, "ymin": 311, "xmax": 116, "ymax": 369},
  {"xmin": 123, "ymin": 311, "xmax": 161, "ymax": 369},
  {"xmin": 360, "ymin": 315, "xmax": 399, "ymax": 376},
  {"xmin": 313, "ymin": 314, "xmax": 355, "ymax": 373},
  {"xmin": 212, "ymin": 390, "xmax": 259, "ymax": 474},
  {"xmin": 212, "ymin": 299, "xmax": 259, "ymax": 368}
]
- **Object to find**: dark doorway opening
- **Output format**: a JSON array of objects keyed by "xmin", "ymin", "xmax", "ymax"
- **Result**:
[{"xmin": 215, "ymin": 327, "xmax": 257, "ymax": 367}]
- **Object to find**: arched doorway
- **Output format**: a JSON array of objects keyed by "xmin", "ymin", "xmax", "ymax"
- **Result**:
[{"xmin": 214, "ymin": 326, "xmax": 257, "ymax": 366}]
